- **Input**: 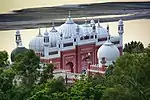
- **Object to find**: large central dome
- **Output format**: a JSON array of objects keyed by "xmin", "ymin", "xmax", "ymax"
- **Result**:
[{"xmin": 58, "ymin": 15, "xmax": 78, "ymax": 39}]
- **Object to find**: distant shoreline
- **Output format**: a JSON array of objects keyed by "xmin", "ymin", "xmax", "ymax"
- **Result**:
[
  {"xmin": 0, "ymin": 11, "xmax": 149, "ymax": 31},
  {"xmin": 0, "ymin": 2, "xmax": 150, "ymax": 31}
]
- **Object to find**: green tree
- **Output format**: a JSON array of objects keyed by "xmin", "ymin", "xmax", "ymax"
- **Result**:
[
  {"xmin": 0, "ymin": 51, "xmax": 9, "ymax": 68},
  {"xmin": 105, "ymin": 52, "xmax": 150, "ymax": 100},
  {"xmin": 70, "ymin": 75, "xmax": 106, "ymax": 100},
  {"xmin": 40, "ymin": 63, "xmax": 54, "ymax": 84},
  {"xmin": 46, "ymin": 77, "xmax": 66, "ymax": 94},
  {"xmin": 27, "ymin": 77, "xmax": 67, "ymax": 100},
  {"xmin": 12, "ymin": 49, "xmax": 40, "ymax": 87},
  {"xmin": 101, "ymin": 84, "xmax": 135, "ymax": 100},
  {"xmin": 123, "ymin": 41, "xmax": 144, "ymax": 53},
  {"xmin": 0, "ymin": 68, "xmax": 15, "ymax": 100}
]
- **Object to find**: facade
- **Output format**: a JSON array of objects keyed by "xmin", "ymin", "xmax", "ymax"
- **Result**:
[{"xmin": 12, "ymin": 14, "xmax": 124, "ymax": 74}]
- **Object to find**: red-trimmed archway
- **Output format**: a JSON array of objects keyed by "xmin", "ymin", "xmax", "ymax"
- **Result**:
[{"xmin": 66, "ymin": 62, "xmax": 74, "ymax": 73}]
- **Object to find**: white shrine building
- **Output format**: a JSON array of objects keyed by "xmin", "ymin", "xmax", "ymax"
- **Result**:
[{"xmin": 11, "ymin": 13, "xmax": 124, "ymax": 75}]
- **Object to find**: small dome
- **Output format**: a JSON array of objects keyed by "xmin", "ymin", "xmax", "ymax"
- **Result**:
[
  {"xmin": 29, "ymin": 32, "xmax": 44, "ymax": 52},
  {"xmin": 49, "ymin": 26, "xmax": 60, "ymax": 47},
  {"xmin": 81, "ymin": 19, "xmax": 92, "ymax": 35},
  {"xmin": 96, "ymin": 22, "xmax": 108, "ymax": 35},
  {"xmin": 97, "ymin": 40, "xmax": 120, "ymax": 63},
  {"xmin": 58, "ymin": 16, "xmax": 78, "ymax": 39},
  {"xmin": 16, "ymin": 30, "xmax": 20, "ymax": 35},
  {"xmin": 118, "ymin": 19, "xmax": 123, "ymax": 25},
  {"xmin": 11, "ymin": 47, "xmax": 28, "ymax": 62},
  {"xmin": 44, "ymin": 29, "xmax": 49, "ymax": 36}
]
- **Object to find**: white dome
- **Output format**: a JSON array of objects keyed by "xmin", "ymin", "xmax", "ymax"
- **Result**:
[
  {"xmin": 118, "ymin": 19, "xmax": 123, "ymax": 25},
  {"xmin": 96, "ymin": 22, "xmax": 108, "ymax": 35},
  {"xmin": 97, "ymin": 40, "xmax": 120, "ymax": 63},
  {"xmin": 81, "ymin": 25, "xmax": 92, "ymax": 36},
  {"xmin": 80, "ymin": 19, "xmax": 93, "ymax": 35},
  {"xmin": 49, "ymin": 26, "xmax": 60, "ymax": 47},
  {"xmin": 16, "ymin": 30, "xmax": 20, "ymax": 35},
  {"xmin": 29, "ymin": 33, "xmax": 44, "ymax": 52},
  {"xmin": 58, "ymin": 16, "xmax": 78, "ymax": 39}
]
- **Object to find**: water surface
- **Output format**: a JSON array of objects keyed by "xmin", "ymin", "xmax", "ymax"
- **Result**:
[{"xmin": 0, "ymin": 19, "xmax": 150, "ymax": 56}]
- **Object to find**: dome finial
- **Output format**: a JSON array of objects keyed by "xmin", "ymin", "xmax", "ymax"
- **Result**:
[
  {"xmin": 45, "ymin": 28, "xmax": 48, "ymax": 33},
  {"xmin": 52, "ymin": 22, "xmax": 55, "ymax": 30},
  {"xmin": 98, "ymin": 19, "xmax": 100, "ymax": 27},
  {"xmin": 85, "ymin": 17, "xmax": 88, "ymax": 24},
  {"xmin": 106, "ymin": 24, "xmax": 110, "ymax": 41},
  {"xmin": 69, "ymin": 10, "xmax": 71, "ymax": 18},
  {"xmin": 107, "ymin": 24, "xmax": 109, "ymax": 33},
  {"xmin": 50, "ymin": 22, "xmax": 57, "ymax": 32},
  {"xmin": 38, "ymin": 26, "xmax": 42, "ymax": 36},
  {"xmin": 52, "ymin": 22, "xmax": 55, "ymax": 27},
  {"xmin": 65, "ymin": 10, "xmax": 74, "ymax": 24}
]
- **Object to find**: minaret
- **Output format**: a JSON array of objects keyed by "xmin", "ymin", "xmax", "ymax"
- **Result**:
[
  {"xmin": 118, "ymin": 19, "xmax": 124, "ymax": 54},
  {"xmin": 18, "ymin": 40, "xmax": 23, "ymax": 48},
  {"xmin": 15, "ymin": 30, "xmax": 21, "ymax": 47},
  {"xmin": 43, "ymin": 28, "xmax": 49, "ymax": 58}
]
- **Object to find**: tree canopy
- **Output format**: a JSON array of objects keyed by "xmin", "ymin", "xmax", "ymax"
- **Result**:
[
  {"xmin": 0, "ymin": 41, "xmax": 150, "ymax": 100},
  {"xmin": 123, "ymin": 41, "xmax": 144, "ymax": 53},
  {"xmin": 0, "ymin": 51, "xmax": 9, "ymax": 68}
]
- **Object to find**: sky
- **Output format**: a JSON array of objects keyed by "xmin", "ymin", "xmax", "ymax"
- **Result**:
[{"xmin": 0, "ymin": 0, "xmax": 148, "ymax": 13}]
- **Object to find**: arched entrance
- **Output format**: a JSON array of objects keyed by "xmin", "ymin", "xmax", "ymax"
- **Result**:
[{"xmin": 66, "ymin": 62, "xmax": 74, "ymax": 73}]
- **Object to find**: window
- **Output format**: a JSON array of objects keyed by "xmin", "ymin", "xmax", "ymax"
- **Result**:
[
  {"xmin": 63, "ymin": 42, "xmax": 73, "ymax": 47},
  {"xmin": 118, "ymin": 26, "xmax": 120, "ymax": 30},
  {"xmin": 98, "ymin": 38, "xmax": 107, "ymax": 42},
  {"xmin": 44, "ymin": 37, "xmax": 49, "ymax": 42},
  {"xmin": 74, "ymin": 38, "xmax": 76, "ymax": 42},
  {"xmin": 49, "ymin": 51, "xmax": 58, "ymax": 55},
  {"xmin": 112, "ymin": 41, "xmax": 120, "ymax": 44},
  {"xmin": 60, "ymin": 34, "xmax": 63, "ymax": 37},
  {"xmin": 90, "ymin": 35, "xmax": 94, "ymax": 39},
  {"xmin": 84, "ymin": 35, "xmax": 89, "ymax": 40},
  {"xmin": 51, "ymin": 43, "xmax": 56, "ymax": 47},
  {"xmin": 92, "ymin": 25, "xmax": 96, "ymax": 30},
  {"xmin": 121, "ymin": 26, "xmax": 123, "ymax": 30},
  {"xmin": 95, "ymin": 35, "xmax": 97, "ymax": 39},
  {"xmin": 80, "ymin": 37, "xmax": 83, "ymax": 40}
]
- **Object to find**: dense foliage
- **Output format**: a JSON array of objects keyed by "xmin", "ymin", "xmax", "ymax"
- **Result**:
[
  {"xmin": 123, "ymin": 41, "xmax": 144, "ymax": 53},
  {"xmin": 0, "ymin": 42, "xmax": 150, "ymax": 100}
]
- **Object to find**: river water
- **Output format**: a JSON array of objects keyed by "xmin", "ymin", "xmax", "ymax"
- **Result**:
[{"xmin": 0, "ymin": 19, "xmax": 150, "ymax": 56}]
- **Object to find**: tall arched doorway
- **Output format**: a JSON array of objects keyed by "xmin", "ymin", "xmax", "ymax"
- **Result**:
[{"xmin": 66, "ymin": 62, "xmax": 74, "ymax": 73}]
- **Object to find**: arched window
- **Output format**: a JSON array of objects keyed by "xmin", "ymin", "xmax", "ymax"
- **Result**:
[
  {"xmin": 80, "ymin": 37, "xmax": 83, "ymax": 40},
  {"xmin": 84, "ymin": 35, "xmax": 89, "ymax": 40}
]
